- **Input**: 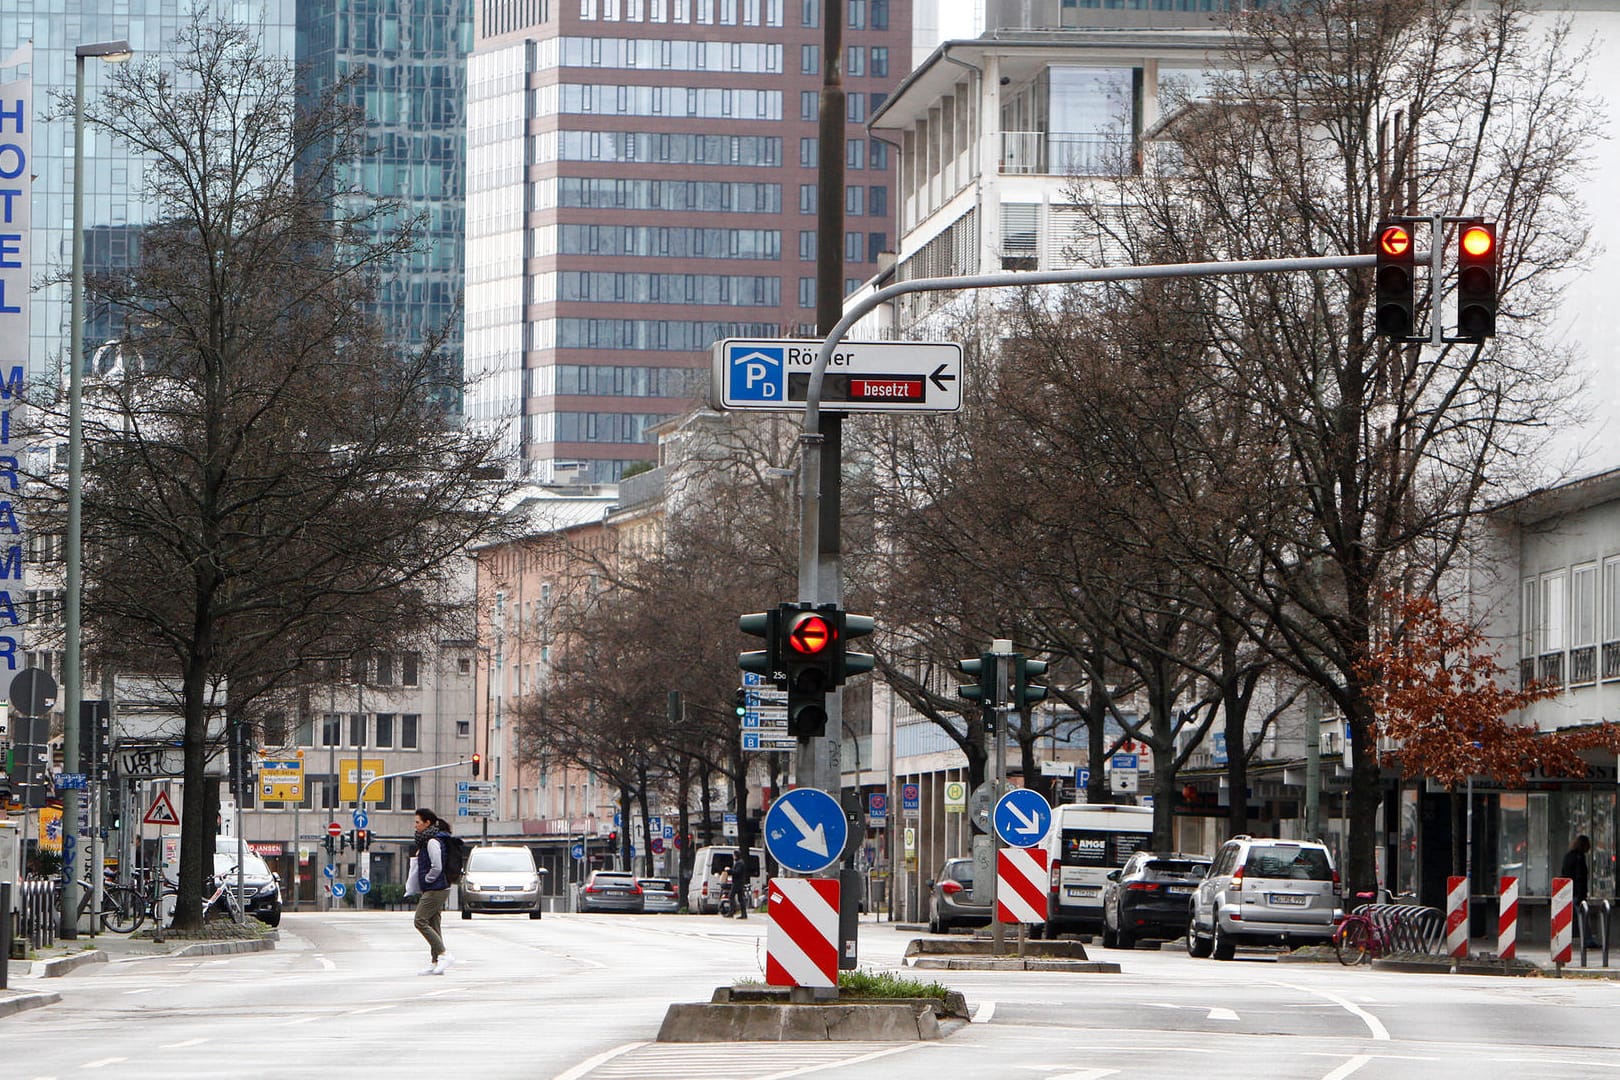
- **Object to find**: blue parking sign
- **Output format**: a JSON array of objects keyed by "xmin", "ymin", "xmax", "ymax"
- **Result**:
[{"xmin": 727, "ymin": 343, "xmax": 785, "ymax": 403}]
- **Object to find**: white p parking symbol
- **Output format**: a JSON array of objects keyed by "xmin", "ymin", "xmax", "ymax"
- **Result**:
[{"xmin": 730, "ymin": 347, "xmax": 783, "ymax": 401}]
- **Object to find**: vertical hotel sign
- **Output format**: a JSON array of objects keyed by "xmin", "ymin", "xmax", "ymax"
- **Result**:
[{"xmin": 0, "ymin": 45, "xmax": 29, "ymax": 673}]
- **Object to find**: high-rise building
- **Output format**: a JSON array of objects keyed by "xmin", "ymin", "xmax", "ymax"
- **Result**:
[{"xmin": 466, "ymin": 0, "xmax": 911, "ymax": 482}]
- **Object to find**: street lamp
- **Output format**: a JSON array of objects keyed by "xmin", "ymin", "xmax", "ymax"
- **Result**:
[{"xmin": 60, "ymin": 39, "xmax": 133, "ymax": 939}]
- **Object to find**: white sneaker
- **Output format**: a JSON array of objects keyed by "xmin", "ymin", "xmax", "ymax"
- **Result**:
[
  {"xmin": 431, "ymin": 953, "xmax": 456, "ymax": 974},
  {"xmin": 417, "ymin": 964, "xmax": 439, "ymax": 976}
]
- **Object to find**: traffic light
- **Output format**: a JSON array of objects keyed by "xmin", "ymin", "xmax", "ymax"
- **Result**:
[
  {"xmin": 1456, "ymin": 220, "xmax": 1497, "ymax": 340},
  {"xmin": 958, "ymin": 653, "xmax": 997, "ymax": 735},
  {"xmin": 78, "ymin": 700, "xmax": 111, "ymax": 781},
  {"xmin": 354, "ymin": 828, "xmax": 369, "ymax": 852},
  {"xmin": 1374, "ymin": 220, "xmax": 1416, "ymax": 339},
  {"xmin": 472, "ymin": 752, "xmax": 482, "ymax": 778},
  {"xmin": 738, "ymin": 608, "xmax": 784, "ymax": 685},
  {"xmin": 733, "ymin": 688, "xmax": 747, "ymax": 719},
  {"xmin": 783, "ymin": 605, "xmax": 836, "ymax": 737},
  {"xmin": 1014, "ymin": 656, "xmax": 1049, "ymax": 710},
  {"xmin": 835, "ymin": 611, "xmax": 875, "ymax": 686}
]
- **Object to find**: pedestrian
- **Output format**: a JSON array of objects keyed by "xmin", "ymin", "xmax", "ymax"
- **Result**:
[
  {"xmin": 406, "ymin": 808, "xmax": 456, "ymax": 974},
  {"xmin": 1560, "ymin": 834, "xmax": 1597, "ymax": 947},
  {"xmin": 730, "ymin": 852, "xmax": 753, "ymax": 920}
]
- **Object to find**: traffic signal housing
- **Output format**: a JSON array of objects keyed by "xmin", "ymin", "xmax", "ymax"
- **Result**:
[
  {"xmin": 733, "ymin": 688, "xmax": 747, "ymax": 719},
  {"xmin": 836, "ymin": 612, "xmax": 875, "ymax": 686},
  {"xmin": 472, "ymin": 752, "xmax": 482, "ymax": 778},
  {"xmin": 1456, "ymin": 220, "xmax": 1497, "ymax": 340},
  {"xmin": 1374, "ymin": 221, "xmax": 1417, "ymax": 339},
  {"xmin": 1014, "ymin": 656, "xmax": 1049, "ymax": 710},
  {"xmin": 783, "ymin": 606, "xmax": 835, "ymax": 736},
  {"xmin": 738, "ymin": 608, "xmax": 784, "ymax": 686}
]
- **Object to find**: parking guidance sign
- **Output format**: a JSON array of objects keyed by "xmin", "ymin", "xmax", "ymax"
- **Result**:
[{"xmin": 712, "ymin": 339, "xmax": 962, "ymax": 413}]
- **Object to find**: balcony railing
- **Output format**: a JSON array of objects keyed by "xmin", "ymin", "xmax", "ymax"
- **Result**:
[
  {"xmin": 1605, "ymin": 641, "xmax": 1620, "ymax": 680},
  {"xmin": 1570, "ymin": 645, "xmax": 1597, "ymax": 685},
  {"xmin": 1519, "ymin": 657, "xmax": 1535, "ymax": 690},
  {"xmin": 1001, "ymin": 131, "xmax": 1132, "ymax": 176},
  {"xmin": 1538, "ymin": 652, "xmax": 1565, "ymax": 688}
]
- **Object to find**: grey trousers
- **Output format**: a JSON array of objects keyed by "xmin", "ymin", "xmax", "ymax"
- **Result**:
[{"xmin": 414, "ymin": 889, "xmax": 450, "ymax": 959}]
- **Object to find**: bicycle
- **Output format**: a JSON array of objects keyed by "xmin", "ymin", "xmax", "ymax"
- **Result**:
[
  {"xmin": 1333, "ymin": 892, "xmax": 1389, "ymax": 965},
  {"xmin": 76, "ymin": 870, "xmax": 156, "ymax": 934}
]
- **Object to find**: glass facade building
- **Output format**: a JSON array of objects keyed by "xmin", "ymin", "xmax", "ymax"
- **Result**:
[{"xmin": 468, "ymin": 0, "xmax": 911, "ymax": 482}]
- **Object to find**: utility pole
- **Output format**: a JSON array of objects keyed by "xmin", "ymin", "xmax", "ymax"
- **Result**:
[{"xmin": 988, "ymin": 641, "xmax": 1012, "ymax": 956}]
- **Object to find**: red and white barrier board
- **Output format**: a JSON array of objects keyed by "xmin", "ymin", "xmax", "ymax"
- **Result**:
[
  {"xmin": 766, "ymin": 878, "xmax": 839, "ymax": 988},
  {"xmin": 1445, "ymin": 875, "xmax": 1469, "ymax": 959},
  {"xmin": 997, "ymin": 846, "xmax": 1049, "ymax": 924},
  {"xmin": 1550, "ymin": 876, "xmax": 1573, "ymax": 965},
  {"xmin": 1497, "ymin": 876, "xmax": 1518, "ymax": 960}
]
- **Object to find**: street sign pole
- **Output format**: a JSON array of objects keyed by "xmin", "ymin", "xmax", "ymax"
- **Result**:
[{"xmin": 988, "ymin": 641, "xmax": 1012, "ymax": 956}]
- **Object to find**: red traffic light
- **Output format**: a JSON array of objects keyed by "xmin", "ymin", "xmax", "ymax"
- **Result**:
[
  {"xmin": 786, "ymin": 613, "xmax": 833, "ymax": 655},
  {"xmin": 1378, "ymin": 224, "xmax": 1412, "ymax": 259},
  {"xmin": 472, "ymin": 752, "xmax": 482, "ymax": 778},
  {"xmin": 1460, "ymin": 224, "xmax": 1494, "ymax": 258}
]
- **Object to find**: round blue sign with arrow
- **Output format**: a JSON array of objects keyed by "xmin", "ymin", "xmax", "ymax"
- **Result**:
[
  {"xmin": 322, "ymin": 863, "xmax": 337, "ymax": 879},
  {"xmin": 331, "ymin": 880, "xmax": 347, "ymax": 899},
  {"xmin": 764, "ymin": 787, "xmax": 847, "ymax": 874},
  {"xmin": 355, "ymin": 877, "xmax": 371, "ymax": 894},
  {"xmin": 352, "ymin": 809, "xmax": 369, "ymax": 830},
  {"xmin": 571, "ymin": 843, "xmax": 585, "ymax": 861},
  {"xmin": 993, "ymin": 788, "xmax": 1053, "ymax": 847}
]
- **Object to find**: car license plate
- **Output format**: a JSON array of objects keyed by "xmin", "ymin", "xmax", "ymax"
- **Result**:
[
  {"xmin": 491, "ymin": 896, "xmax": 513, "ymax": 902},
  {"xmin": 1270, "ymin": 893, "xmax": 1308, "ymax": 906},
  {"xmin": 1168, "ymin": 885, "xmax": 1194, "ymax": 895},
  {"xmin": 1065, "ymin": 885, "xmax": 1100, "ymax": 898}
]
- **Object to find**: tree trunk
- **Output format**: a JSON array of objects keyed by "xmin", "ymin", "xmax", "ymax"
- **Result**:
[{"xmin": 174, "ymin": 653, "xmax": 216, "ymax": 930}]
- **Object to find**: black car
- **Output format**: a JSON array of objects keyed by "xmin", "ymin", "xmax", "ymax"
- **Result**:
[
  {"xmin": 212, "ymin": 849, "xmax": 282, "ymax": 927},
  {"xmin": 1101, "ymin": 851, "xmax": 1209, "ymax": 949}
]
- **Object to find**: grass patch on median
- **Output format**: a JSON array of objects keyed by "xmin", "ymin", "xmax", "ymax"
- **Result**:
[
  {"xmin": 837, "ymin": 969, "xmax": 950, "ymax": 1000},
  {"xmin": 133, "ymin": 918, "xmax": 272, "ymax": 942}
]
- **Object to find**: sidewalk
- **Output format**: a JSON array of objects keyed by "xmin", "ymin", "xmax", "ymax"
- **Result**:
[{"xmin": 2, "ymin": 926, "xmax": 278, "ymax": 1018}]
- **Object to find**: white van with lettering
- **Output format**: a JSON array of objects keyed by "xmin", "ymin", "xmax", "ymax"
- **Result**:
[{"xmin": 1040, "ymin": 803, "xmax": 1155, "ymax": 936}]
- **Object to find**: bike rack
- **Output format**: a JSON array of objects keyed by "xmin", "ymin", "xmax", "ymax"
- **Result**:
[
  {"xmin": 1578, "ymin": 899, "xmax": 1611, "ymax": 968},
  {"xmin": 1351, "ymin": 902, "xmax": 1448, "ymax": 955}
]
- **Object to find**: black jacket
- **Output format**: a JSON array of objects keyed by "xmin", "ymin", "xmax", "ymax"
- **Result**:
[{"xmin": 1560, "ymin": 847, "xmax": 1589, "ymax": 900}]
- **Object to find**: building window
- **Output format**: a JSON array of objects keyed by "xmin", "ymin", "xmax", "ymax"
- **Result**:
[
  {"xmin": 800, "ymin": 44, "xmax": 818, "ymax": 75},
  {"xmin": 1572, "ymin": 563, "xmax": 1598, "ymax": 684},
  {"xmin": 458, "ymin": 657, "xmax": 472, "ymax": 675},
  {"xmin": 800, "ymin": 136, "xmax": 818, "ymax": 167},
  {"xmin": 844, "ymin": 231, "xmax": 863, "ymax": 262},
  {"xmin": 871, "ymin": 46, "xmax": 889, "ymax": 78},
  {"xmin": 375, "ymin": 778, "xmax": 394, "ymax": 811},
  {"xmin": 322, "ymin": 713, "xmax": 342, "ymax": 747},
  {"xmin": 846, "ymin": 94, "xmax": 866, "ymax": 123},
  {"xmin": 869, "ymin": 139, "xmax": 889, "ymax": 170},
  {"xmin": 262, "ymin": 712, "xmax": 287, "ymax": 749},
  {"xmin": 801, "ymin": 0, "xmax": 818, "ymax": 27},
  {"xmin": 402, "ymin": 714, "xmax": 420, "ymax": 749},
  {"xmin": 800, "ymin": 90, "xmax": 818, "ymax": 122},
  {"xmin": 403, "ymin": 652, "xmax": 420, "ymax": 687},
  {"xmin": 296, "ymin": 715, "xmax": 314, "ymax": 747},
  {"xmin": 299, "ymin": 778, "xmax": 318, "ymax": 811},
  {"xmin": 846, "ymin": 139, "xmax": 865, "ymax": 169},
  {"xmin": 847, "ymin": 0, "xmax": 864, "ymax": 28},
  {"xmin": 456, "ymin": 719, "xmax": 471, "ymax": 737},
  {"xmin": 798, "ymin": 276, "xmax": 816, "ymax": 308},
  {"xmin": 1604, "ymin": 557, "xmax": 1620, "ymax": 679},
  {"xmin": 868, "ymin": 232, "xmax": 887, "ymax": 261},
  {"xmin": 376, "ymin": 654, "xmax": 394, "ymax": 686},
  {"xmin": 799, "ymin": 183, "xmax": 817, "ymax": 213},
  {"xmin": 402, "ymin": 776, "xmax": 420, "ymax": 812},
  {"xmin": 871, "ymin": 0, "xmax": 887, "ymax": 29},
  {"xmin": 868, "ymin": 185, "xmax": 887, "ymax": 218},
  {"xmin": 349, "ymin": 713, "xmax": 366, "ymax": 747},
  {"xmin": 799, "ymin": 230, "xmax": 816, "ymax": 260},
  {"xmin": 846, "ymin": 46, "xmax": 864, "ymax": 78},
  {"xmin": 375, "ymin": 713, "xmax": 395, "ymax": 749},
  {"xmin": 1539, "ymin": 571, "xmax": 1567, "ymax": 685},
  {"xmin": 845, "ymin": 185, "xmax": 864, "ymax": 215}
]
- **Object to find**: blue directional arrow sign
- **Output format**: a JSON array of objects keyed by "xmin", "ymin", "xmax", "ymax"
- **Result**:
[
  {"xmin": 322, "ymin": 863, "xmax": 337, "ymax": 879},
  {"xmin": 763, "ymin": 788, "xmax": 847, "ymax": 874},
  {"xmin": 352, "ymin": 809, "xmax": 369, "ymax": 830},
  {"xmin": 331, "ymin": 880, "xmax": 347, "ymax": 899},
  {"xmin": 355, "ymin": 877, "xmax": 371, "ymax": 894},
  {"xmin": 993, "ymin": 788, "xmax": 1052, "ymax": 847},
  {"xmin": 571, "ymin": 843, "xmax": 585, "ymax": 861}
]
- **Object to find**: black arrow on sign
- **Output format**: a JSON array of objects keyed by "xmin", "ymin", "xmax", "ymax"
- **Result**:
[{"xmin": 929, "ymin": 364, "xmax": 957, "ymax": 392}]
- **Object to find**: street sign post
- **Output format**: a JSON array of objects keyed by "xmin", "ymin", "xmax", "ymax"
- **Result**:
[{"xmin": 712, "ymin": 339, "xmax": 962, "ymax": 413}]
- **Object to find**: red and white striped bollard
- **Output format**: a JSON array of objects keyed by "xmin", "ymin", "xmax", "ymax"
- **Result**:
[
  {"xmin": 1445, "ymin": 875, "xmax": 1469, "ymax": 959},
  {"xmin": 1497, "ymin": 876, "xmax": 1518, "ymax": 960},
  {"xmin": 1550, "ymin": 876, "xmax": 1573, "ymax": 966}
]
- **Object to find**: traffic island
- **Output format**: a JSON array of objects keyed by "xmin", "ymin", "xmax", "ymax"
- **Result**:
[
  {"xmin": 657, "ymin": 985, "xmax": 970, "ymax": 1042},
  {"xmin": 903, "ymin": 937, "xmax": 1121, "ymax": 973}
]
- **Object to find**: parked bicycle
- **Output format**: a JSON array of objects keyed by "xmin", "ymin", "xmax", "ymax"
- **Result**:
[
  {"xmin": 1334, "ymin": 892, "xmax": 1391, "ymax": 965},
  {"xmin": 75, "ymin": 869, "xmax": 158, "ymax": 934},
  {"xmin": 160, "ymin": 867, "xmax": 245, "ymax": 925}
]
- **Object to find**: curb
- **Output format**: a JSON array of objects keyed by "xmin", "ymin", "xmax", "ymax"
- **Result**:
[
  {"xmin": 909, "ymin": 957, "xmax": 1121, "ymax": 973},
  {"xmin": 0, "ymin": 990, "xmax": 62, "ymax": 1018},
  {"xmin": 30, "ymin": 950, "xmax": 109, "ymax": 978},
  {"xmin": 657, "ymin": 1001, "xmax": 943, "ymax": 1042},
  {"xmin": 172, "ymin": 936, "xmax": 278, "ymax": 959}
]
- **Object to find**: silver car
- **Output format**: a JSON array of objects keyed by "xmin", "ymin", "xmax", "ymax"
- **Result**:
[
  {"xmin": 1187, "ymin": 836, "xmax": 1341, "ymax": 960},
  {"xmin": 637, "ymin": 877, "xmax": 679, "ymax": 913},
  {"xmin": 460, "ymin": 845, "xmax": 546, "ymax": 919},
  {"xmin": 579, "ymin": 870, "xmax": 645, "ymax": 913}
]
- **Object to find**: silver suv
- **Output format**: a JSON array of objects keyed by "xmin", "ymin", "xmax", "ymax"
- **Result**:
[{"xmin": 1187, "ymin": 837, "xmax": 1341, "ymax": 960}]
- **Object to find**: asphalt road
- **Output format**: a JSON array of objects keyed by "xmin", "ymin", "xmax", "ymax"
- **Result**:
[{"xmin": 7, "ymin": 913, "xmax": 1620, "ymax": 1080}]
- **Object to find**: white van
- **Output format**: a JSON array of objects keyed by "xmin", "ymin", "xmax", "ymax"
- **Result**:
[
  {"xmin": 1041, "ymin": 803, "xmax": 1155, "ymax": 935},
  {"xmin": 686, "ymin": 845, "xmax": 764, "ymax": 914}
]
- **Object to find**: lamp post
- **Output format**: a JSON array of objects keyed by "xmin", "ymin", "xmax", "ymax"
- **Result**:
[{"xmin": 60, "ymin": 39, "xmax": 133, "ymax": 939}]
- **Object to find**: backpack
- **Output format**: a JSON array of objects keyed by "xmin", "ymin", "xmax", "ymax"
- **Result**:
[{"xmin": 437, "ymin": 832, "xmax": 470, "ymax": 884}]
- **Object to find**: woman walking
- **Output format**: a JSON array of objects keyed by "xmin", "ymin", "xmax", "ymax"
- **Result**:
[{"xmin": 407, "ymin": 808, "xmax": 456, "ymax": 974}]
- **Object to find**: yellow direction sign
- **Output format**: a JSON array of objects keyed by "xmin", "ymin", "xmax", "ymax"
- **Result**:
[
  {"xmin": 259, "ymin": 757, "xmax": 304, "ymax": 802},
  {"xmin": 339, "ymin": 758, "xmax": 386, "ymax": 803}
]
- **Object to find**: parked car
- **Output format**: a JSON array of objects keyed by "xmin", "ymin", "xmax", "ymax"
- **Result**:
[
  {"xmin": 1040, "ymin": 802, "xmax": 1155, "ymax": 935},
  {"xmin": 460, "ymin": 845, "xmax": 546, "ymax": 920},
  {"xmin": 1187, "ymin": 836, "xmax": 1341, "ymax": 960},
  {"xmin": 210, "ymin": 845, "xmax": 281, "ymax": 927},
  {"xmin": 580, "ymin": 870, "xmax": 645, "ymax": 913},
  {"xmin": 927, "ymin": 857, "xmax": 992, "ymax": 933},
  {"xmin": 1101, "ymin": 852, "xmax": 1210, "ymax": 948},
  {"xmin": 638, "ymin": 877, "xmax": 679, "ymax": 913}
]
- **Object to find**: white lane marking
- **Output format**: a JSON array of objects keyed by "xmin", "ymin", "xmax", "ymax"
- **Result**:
[
  {"xmin": 1320, "ymin": 1057, "xmax": 1373, "ymax": 1080},
  {"xmin": 159, "ymin": 1039, "xmax": 209, "ymax": 1049},
  {"xmin": 1269, "ymin": 981, "xmax": 1389, "ymax": 1041},
  {"xmin": 80, "ymin": 1059, "xmax": 128, "ymax": 1070},
  {"xmin": 345, "ymin": 1004, "xmax": 395, "ymax": 1016},
  {"xmin": 1145, "ymin": 1002, "xmax": 1239, "ymax": 1021},
  {"xmin": 1048, "ymin": 1071, "xmax": 1121, "ymax": 1080},
  {"xmin": 973, "ymin": 1000, "xmax": 996, "ymax": 1023},
  {"xmin": 122, "ymin": 987, "xmax": 155, "ymax": 995},
  {"xmin": 281, "ymin": 1016, "xmax": 323, "ymax": 1027},
  {"xmin": 756, "ymin": 1043, "xmax": 921, "ymax": 1080},
  {"xmin": 551, "ymin": 1042, "xmax": 646, "ymax": 1080},
  {"xmin": 423, "ymin": 987, "xmax": 467, "ymax": 997}
]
